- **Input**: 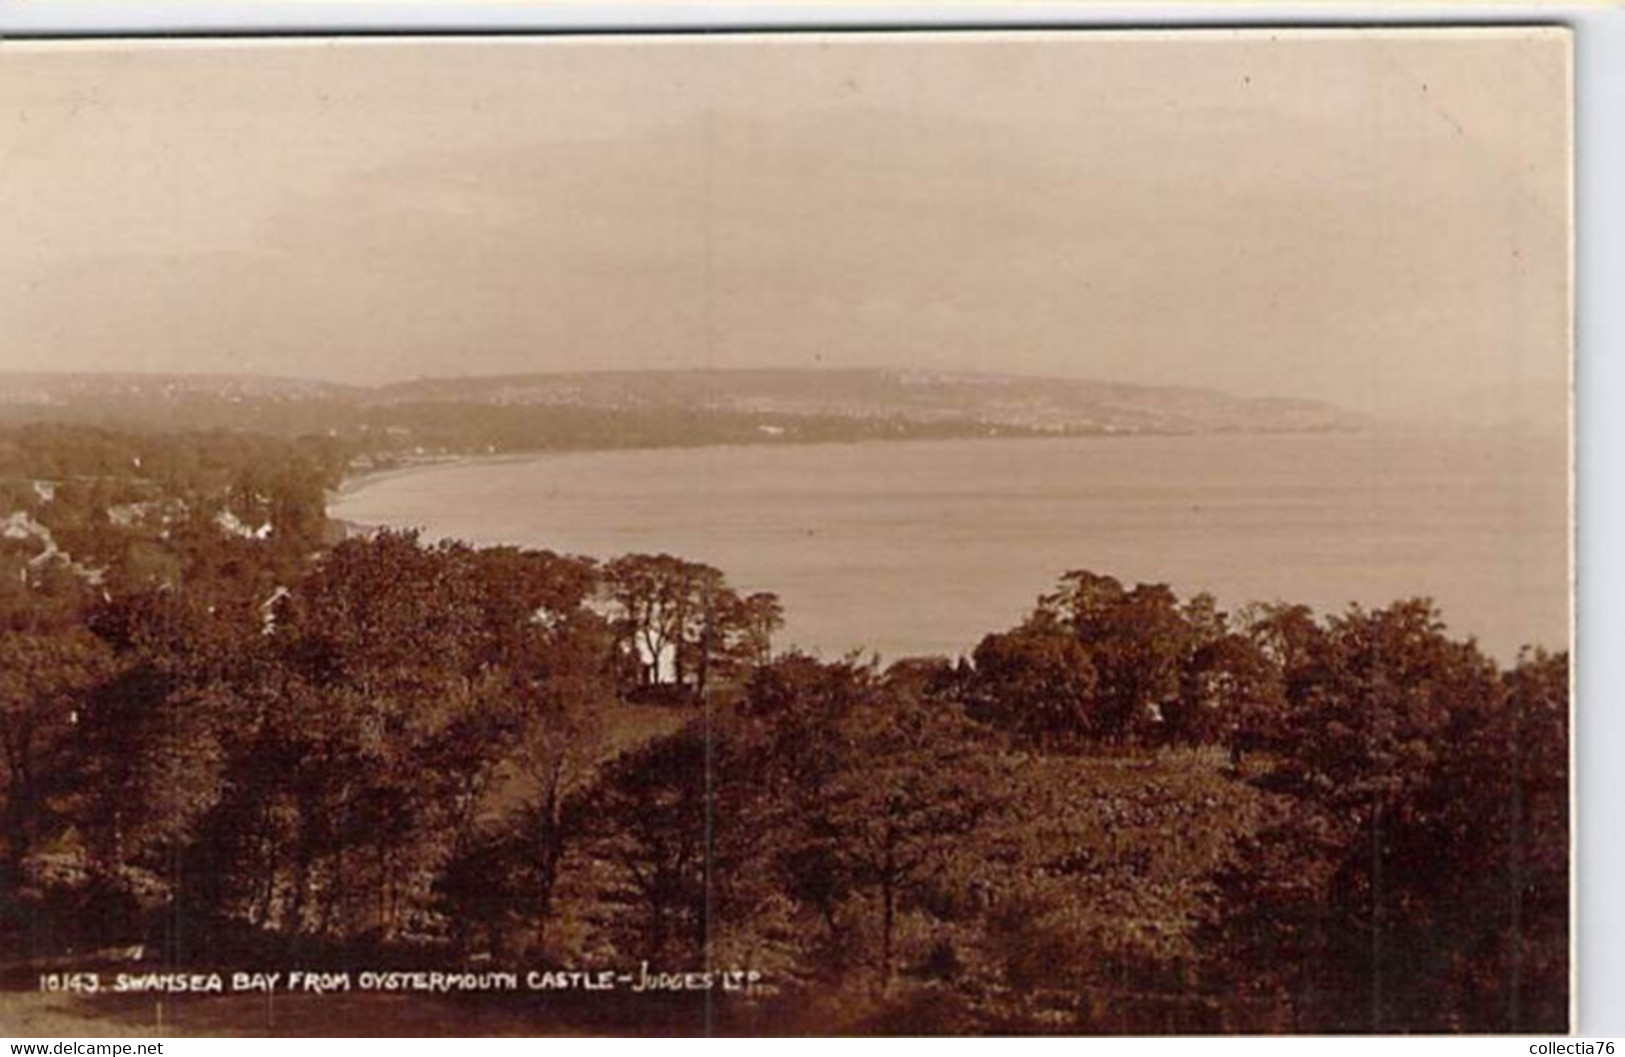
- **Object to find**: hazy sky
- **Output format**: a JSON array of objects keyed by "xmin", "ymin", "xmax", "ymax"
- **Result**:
[{"xmin": 0, "ymin": 30, "xmax": 1570, "ymax": 422}]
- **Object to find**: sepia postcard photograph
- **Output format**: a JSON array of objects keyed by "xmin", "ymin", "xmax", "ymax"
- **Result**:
[{"xmin": 0, "ymin": 27, "xmax": 1572, "ymax": 1036}]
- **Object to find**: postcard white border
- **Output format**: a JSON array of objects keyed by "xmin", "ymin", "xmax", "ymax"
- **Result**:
[{"xmin": 0, "ymin": 2, "xmax": 1618, "ymax": 1040}]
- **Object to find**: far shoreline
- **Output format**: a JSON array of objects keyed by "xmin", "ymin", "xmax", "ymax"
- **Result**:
[
  {"xmin": 333, "ymin": 450, "xmax": 558, "ymax": 500},
  {"xmin": 328, "ymin": 425, "xmax": 1382, "ymax": 503}
]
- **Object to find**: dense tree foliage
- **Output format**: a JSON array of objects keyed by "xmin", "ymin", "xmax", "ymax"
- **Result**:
[
  {"xmin": 1202, "ymin": 627, "xmax": 1569, "ymax": 1032},
  {"xmin": 601, "ymin": 554, "xmax": 782, "ymax": 699},
  {"xmin": 0, "ymin": 429, "xmax": 1569, "ymax": 1034}
]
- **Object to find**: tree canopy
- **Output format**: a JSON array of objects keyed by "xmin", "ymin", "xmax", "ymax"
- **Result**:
[{"xmin": 0, "ymin": 428, "xmax": 1569, "ymax": 1034}]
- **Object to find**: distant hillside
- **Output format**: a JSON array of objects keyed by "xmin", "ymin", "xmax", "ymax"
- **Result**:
[
  {"xmin": 0, "ymin": 371, "xmax": 359, "ymax": 406},
  {"xmin": 0, "ymin": 372, "xmax": 364, "ymax": 438},
  {"xmin": 375, "ymin": 368, "xmax": 1364, "ymax": 435},
  {"xmin": 0, "ymin": 369, "xmax": 1364, "ymax": 461}
]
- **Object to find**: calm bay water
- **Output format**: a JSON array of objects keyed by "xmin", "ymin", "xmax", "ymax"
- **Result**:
[{"xmin": 331, "ymin": 432, "xmax": 1569, "ymax": 664}]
